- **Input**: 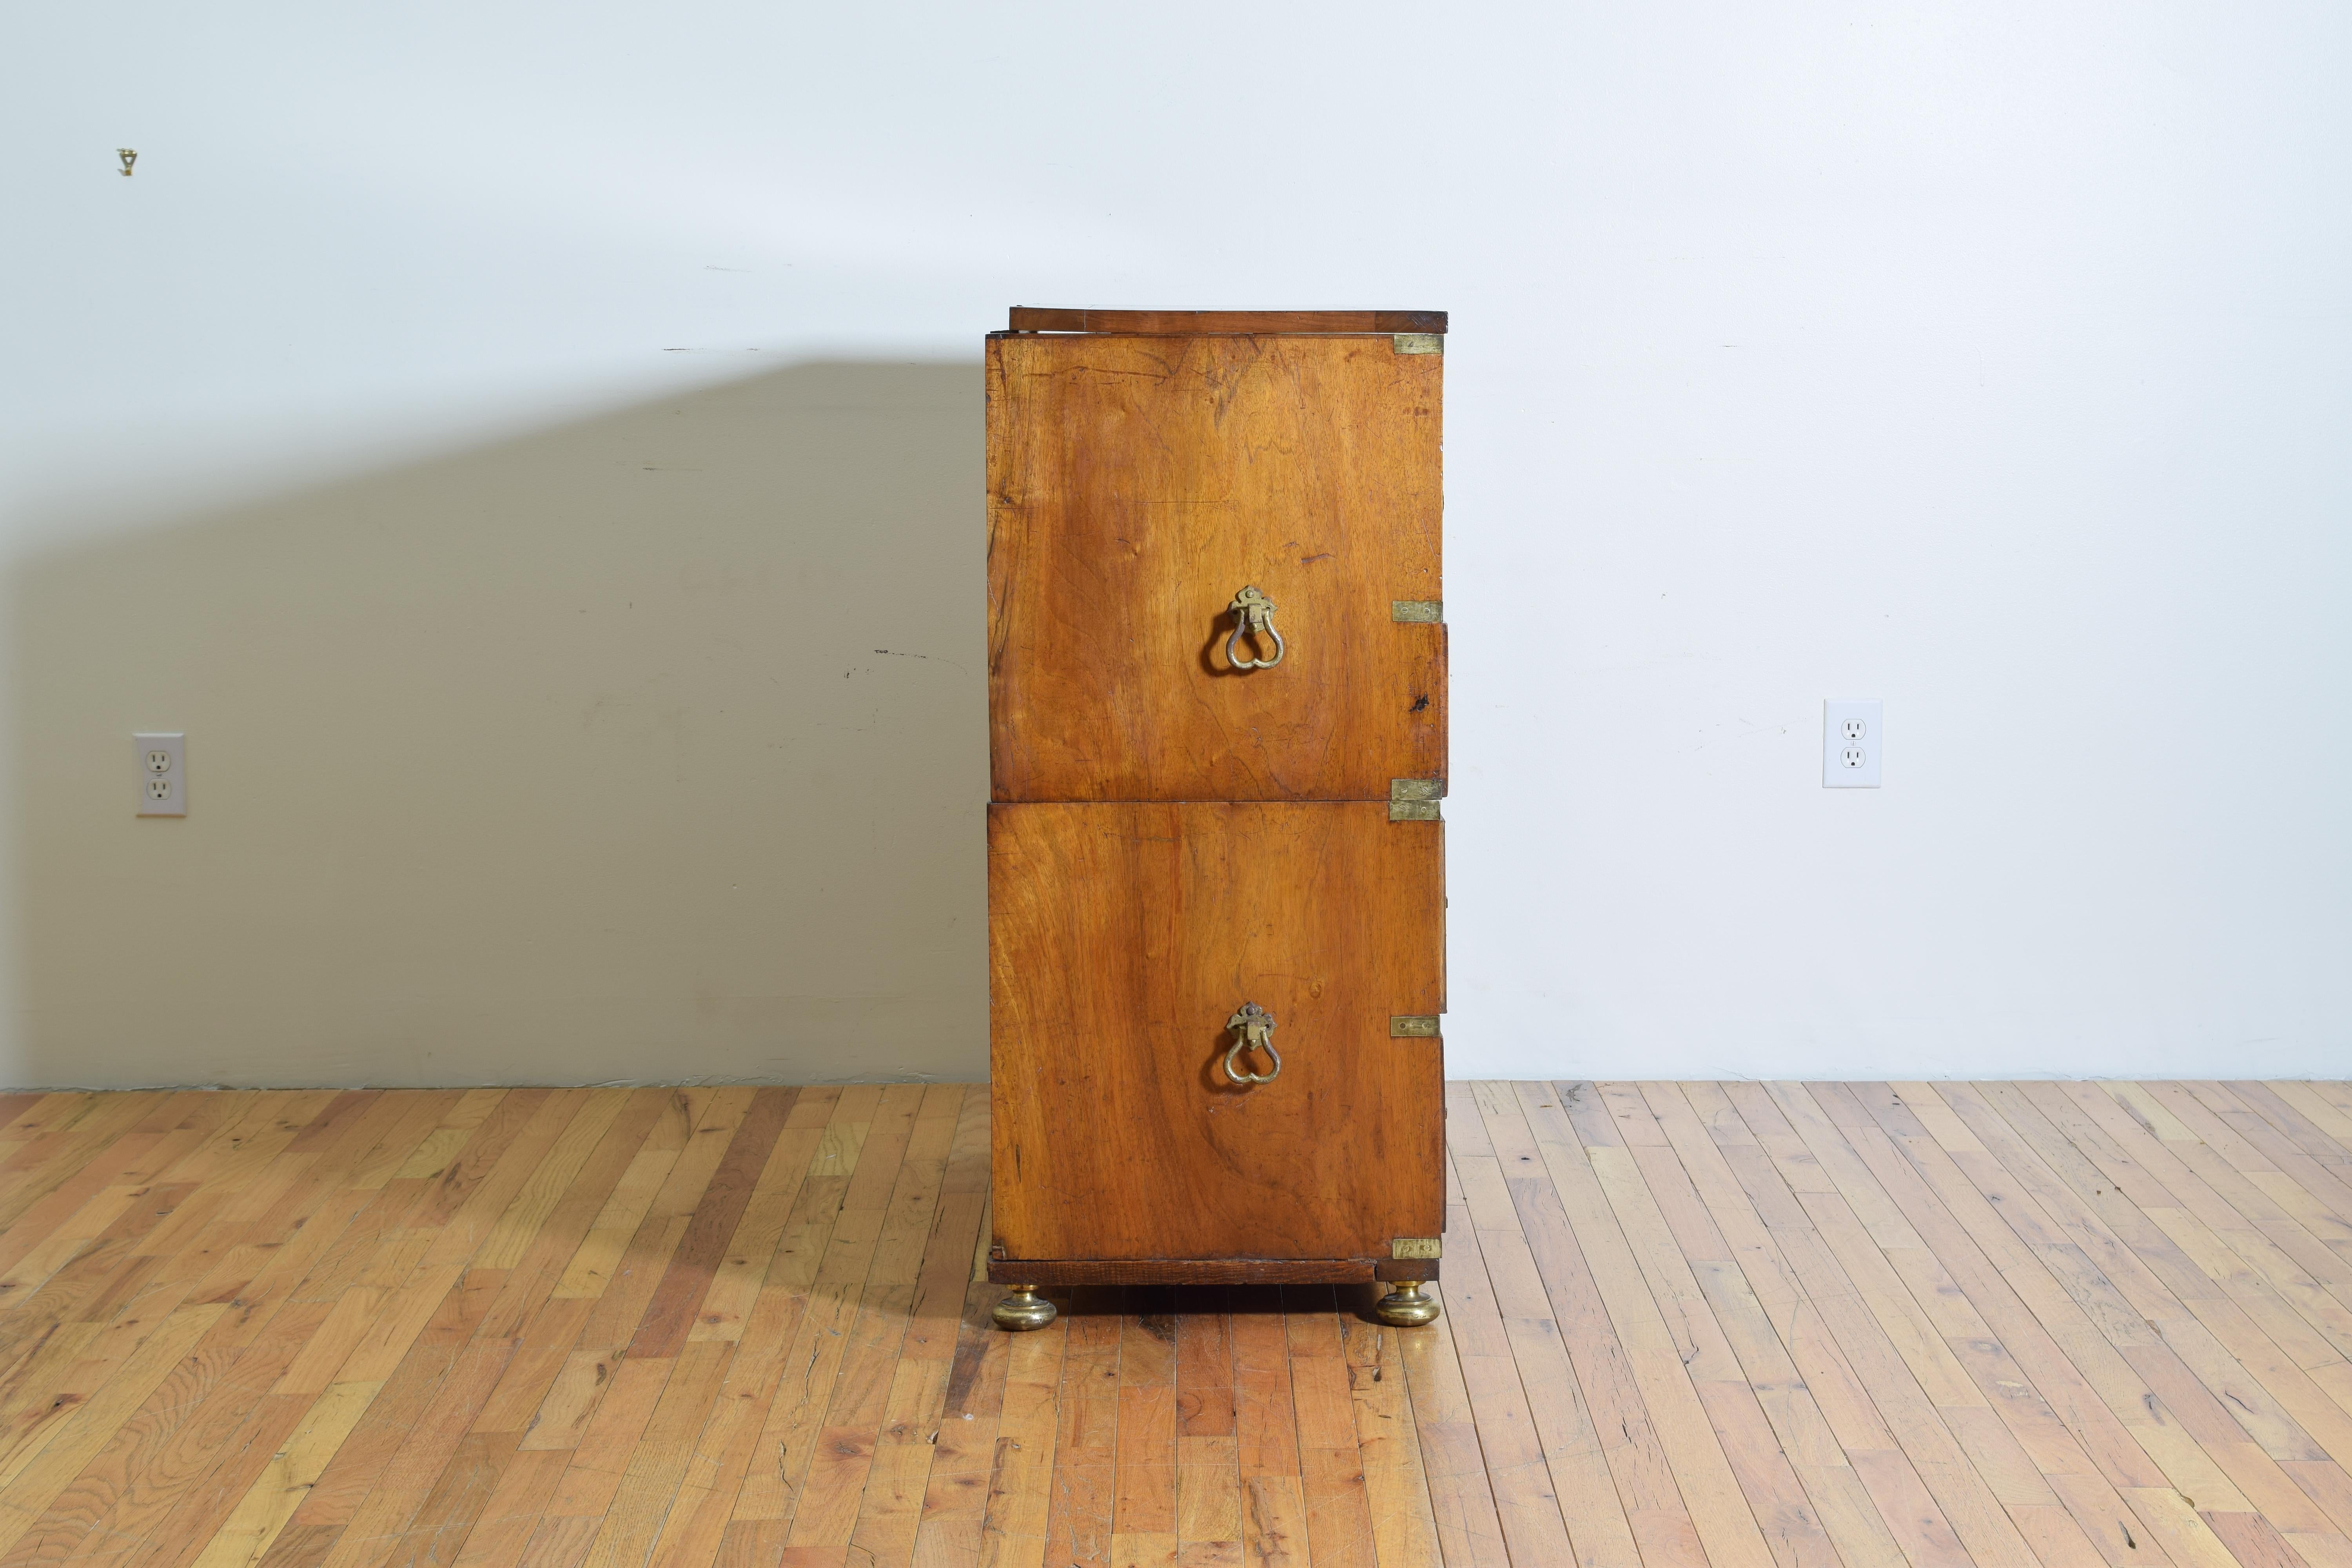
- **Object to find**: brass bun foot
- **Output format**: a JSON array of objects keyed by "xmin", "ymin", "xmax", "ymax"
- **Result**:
[
  {"xmin": 992, "ymin": 1285, "xmax": 1057, "ymax": 1332},
  {"xmin": 1374, "ymin": 1280, "xmax": 1441, "ymax": 1327}
]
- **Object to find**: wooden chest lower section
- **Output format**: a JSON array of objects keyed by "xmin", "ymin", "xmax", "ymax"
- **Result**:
[{"xmin": 987, "ymin": 802, "xmax": 1444, "ymax": 1277}]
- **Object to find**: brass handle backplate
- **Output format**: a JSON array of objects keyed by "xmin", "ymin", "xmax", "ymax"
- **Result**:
[
  {"xmin": 1225, "ymin": 585, "xmax": 1285, "ymax": 670},
  {"xmin": 1223, "ymin": 1001, "xmax": 1281, "ymax": 1085}
]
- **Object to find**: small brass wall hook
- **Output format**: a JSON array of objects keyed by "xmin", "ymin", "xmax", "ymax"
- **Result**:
[
  {"xmin": 117, "ymin": 149, "xmax": 137, "ymax": 177},
  {"xmin": 1222, "ymin": 1001, "xmax": 1281, "ymax": 1085},
  {"xmin": 1224, "ymin": 585, "xmax": 1285, "ymax": 670}
]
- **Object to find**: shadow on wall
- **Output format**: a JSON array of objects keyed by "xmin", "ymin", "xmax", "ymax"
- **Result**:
[{"xmin": 7, "ymin": 360, "xmax": 988, "ymax": 1088}]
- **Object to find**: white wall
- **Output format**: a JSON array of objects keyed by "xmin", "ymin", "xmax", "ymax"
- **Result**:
[{"xmin": 4, "ymin": 1, "xmax": 2346, "ymax": 1085}]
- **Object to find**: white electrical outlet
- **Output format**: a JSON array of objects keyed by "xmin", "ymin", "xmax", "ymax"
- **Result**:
[
  {"xmin": 1822, "ymin": 701, "xmax": 1881, "ymax": 788},
  {"xmin": 136, "ymin": 732, "xmax": 186, "ymax": 816}
]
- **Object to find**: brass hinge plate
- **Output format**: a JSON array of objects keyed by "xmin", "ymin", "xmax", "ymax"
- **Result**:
[
  {"xmin": 1392, "ymin": 333, "xmax": 1443, "ymax": 354},
  {"xmin": 1391, "ymin": 1236, "xmax": 1443, "ymax": 1259},
  {"xmin": 1391, "ymin": 600, "xmax": 1443, "ymax": 623},
  {"xmin": 1389, "ymin": 777, "xmax": 1445, "ymax": 821},
  {"xmin": 1390, "ymin": 1015, "xmax": 1441, "ymax": 1038}
]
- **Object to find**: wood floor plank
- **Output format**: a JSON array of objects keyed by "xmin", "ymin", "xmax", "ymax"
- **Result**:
[
  {"xmin": 1432, "ymin": 1148, "xmax": 1575, "ymax": 1566},
  {"xmin": 1528, "ymin": 1084, "xmax": 1781, "ymax": 1568},
  {"xmin": 11, "ymin": 1083, "xmax": 2352, "ymax": 1568},
  {"xmin": 2258, "ymin": 1084, "xmax": 2352, "ymax": 1163},
  {"xmin": 1341, "ymin": 1304, "xmax": 1439, "ymax": 1568},
  {"xmin": 25, "ymin": 1298, "xmax": 324, "ymax": 1568},
  {"xmin": 685, "ymin": 1089, "xmax": 840, "ymax": 1348},
  {"xmin": 0, "ymin": 1095, "xmax": 441, "ymax": 1567},
  {"xmin": 1584, "ymin": 1082, "xmax": 1854, "ymax": 1568},
  {"xmin": 2181, "ymin": 1083, "xmax": 2352, "ymax": 1229},
  {"xmin": 0, "ymin": 1096, "xmax": 168, "ymax": 1237},
  {"xmin": 2024, "ymin": 1082, "xmax": 2352, "ymax": 1368},
  {"xmin": 1972, "ymin": 1083, "xmax": 2352, "ymax": 1466},
  {"xmin": 1671, "ymin": 1083, "xmax": 1952, "ymax": 1556},
  {"xmin": 198, "ymin": 1090, "xmax": 453, "ymax": 1349},
  {"xmin": 575, "ymin": 1090, "xmax": 757, "ymax": 1349},
  {"xmin": 417, "ymin": 1088, "xmax": 596, "ymax": 1270},
  {"xmin": 627, "ymin": 1088, "xmax": 799, "ymax": 1361},
  {"xmin": 0, "ymin": 1305, "xmax": 227, "ymax": 1559},
  {"xmin": 1693, "ymin": 1091, "xmax": 2042, "ymax": 1568},
  {"xmin": 0, "ymin": 1145, "xmax": 232, "ymax": 1450},
  {"xmin": 239, "ymin": 1098, "xmax": 655, "ymax": 1568},
  {"xmin": 1498, "ymin": 1084, "xmax": 1709, "ymax": 1564},
  {"xmin": 784, "ymin": 1084, "xmax": 952, "ymax": 1551},
  {"xmin": 577, "ymin": 1339, "xmax": 735, "ymax": 1568},
  {"xmin": 2139, "ymin": 1083, "xmax": 2352, "ymax": 1252},
  {"xmin": 1276, "ymin": 1287, "xmax": 1369, "ymax": 1568},
  {"xmin": 2054, "ymin": 1082, "xmax": 2352, "ymax": 1373},
  {"xmin": 475, "ymin": 1092, "xmax": 672, "ymax": 1348},
  {"xmin": 1221, "ymin": 1289, "xmax": 1296, "ymax": 1568},
  {"xmin": 1626, "ymin": 1083, "xmax": 1914, "ymax": 1568},
  {"xmin": 631, "ymin": 1094, "xmax": 875, "ymax": 1568},
  {"xmin": 1786, "ymin": 1081, "xmax": 2244, "ymax": 1563},
  {"xmin": 2225, "ymin": 1083, "xmax": 2352, "ymax": 1172},
  {"xmin": 1909, "ymin": 1082, "xmax": 2352, "ymax": 1550},
  {"xmin": 0, "ymin": 1117, "xmax": 176, "ymax": 1282},
  {"xmin": 1045, "ymin": 1289, "xmax": 1122, "ymax": 1568},
  {"xmin": 900, "ymin": 1280, "xmax": 1016, "ymax": 1568},
  {"xmin": 0, "ymin": 1096, "xmax": 255, "ymax": 1352},
  {"xmin": 850, "ymin": 1087, "xmax": 987, "ymax": 1568},
  {"xmin": 1388, "ymin": 1275, "xmax": 1507, "ymax": 1568},
  {"xmin": 266, "ymin": 1339, "xmax": 512, "ymax": 1568},
  {"xmin": 0, "ymin": 1098, "xmax": 54, "ymax": 1148},
  {"xmin": 1448, "ymin": 1091, "xmax": 1642, "ymax": 1567},
  {"xmin": 1169, "ymin": 1286, "xmax": 1238, "ymax": 1566},
  {"xmin": 726, "ymin": 1086, "xmax": 892, "ymax": 1526},
  {"xmin": 972, "ymin": 1286, "xmax": 1065, "ymax": 1568},
  {"xmin": 1109, "ymin": 1289, "xmax": 1180, "ymax": 1565},
  {"xmin": 1778, "ymin": 1086, "xmax": 2164, "ymax": 1561}
]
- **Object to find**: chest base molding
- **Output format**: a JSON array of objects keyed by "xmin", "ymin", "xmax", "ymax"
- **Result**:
[{"xmin": 985, "ymin": 1256, "xmax": 1439, "ymax": 1286}]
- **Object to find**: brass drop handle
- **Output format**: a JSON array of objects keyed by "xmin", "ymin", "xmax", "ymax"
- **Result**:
[
  {"xmin": 1225, "ymin": 585, "xmax": 1285, "ymax": 670},
  {"xmin": 1223, "ymin": 1001, "xmax": 1281, "ymax": 1085}
]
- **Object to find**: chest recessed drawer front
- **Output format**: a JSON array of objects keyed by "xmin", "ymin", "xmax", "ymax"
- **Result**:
[
  {"xmin": 988, "ymin": 801, "xmax": 1444, "ymax": 1263},
  {"xmin": 986, "ymin": 332, "xmax": 1445, "ymax": 803}
]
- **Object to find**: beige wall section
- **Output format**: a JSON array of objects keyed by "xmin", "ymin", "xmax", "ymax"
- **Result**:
[{"xmin": 6, "ymin": 361, "xmax": 986, "ymax": 1087}]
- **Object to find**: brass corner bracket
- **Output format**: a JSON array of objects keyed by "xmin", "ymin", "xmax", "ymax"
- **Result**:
[{"xmin": 1389, "ymin": 778, "xmax": 1445, "ymax": 821}]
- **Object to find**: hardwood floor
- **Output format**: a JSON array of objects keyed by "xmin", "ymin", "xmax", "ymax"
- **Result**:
[{"xmin": 0, "ymin": 1082, "xmax": 2347, "ymax": 1567}]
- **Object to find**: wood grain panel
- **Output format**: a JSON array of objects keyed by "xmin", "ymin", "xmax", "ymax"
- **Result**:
[
  {"xmin": 988, "ymin": 803, "xmax": 1443, "ymax": 1265},
  {"xmin": 987, "ymin": 332, "xmax": 1444, "ymax": 802}
]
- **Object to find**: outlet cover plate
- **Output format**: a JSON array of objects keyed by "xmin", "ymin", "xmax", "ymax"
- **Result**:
[
  {"xmin": 136, "ymin": 732, "xmax": 186, "ymax": 816},
  {"xmin": 1822, "ymin": 701, "xmax": 1881, "ymax": 788}
]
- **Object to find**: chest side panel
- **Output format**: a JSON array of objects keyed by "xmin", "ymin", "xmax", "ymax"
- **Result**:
[
  {"xmin": 989, "ymin": 800, "xmax": 1444, "ymax": 1262},
  {"xmin": 986, "ymin": 334, "xmax": 1445, "ymax": 802}
]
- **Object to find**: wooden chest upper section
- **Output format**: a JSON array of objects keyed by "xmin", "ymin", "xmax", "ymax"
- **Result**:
[{"xmin": 986, "ymin": 314, "xmax": 1446, "ymax": 803}]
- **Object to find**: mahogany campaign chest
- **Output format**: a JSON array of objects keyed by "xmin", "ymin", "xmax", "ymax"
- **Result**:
[{"xmin": 983, "ymin": 308, "xmax": 1448, "ymax": 1328}]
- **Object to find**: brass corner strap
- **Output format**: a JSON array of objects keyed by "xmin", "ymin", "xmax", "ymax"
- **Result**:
[
  {"xmin": 1392, "ymin": 333, "xmax": 1443, "ymax": 355},
  {"xmin": 1391, "ymin": 600, "xmax": 1443, "ymax": 623},
  {"xmin": 1391, "ymin": 1237, "xmax": 1442, "ymax": 1259},
  {"xmin": 1389, "ymin": 777, "xmax": 1445, "ymax": 822},
  {"xmin": 1389, "ymin": 1016, "xmax": 1441, "ymax": 1037}
]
